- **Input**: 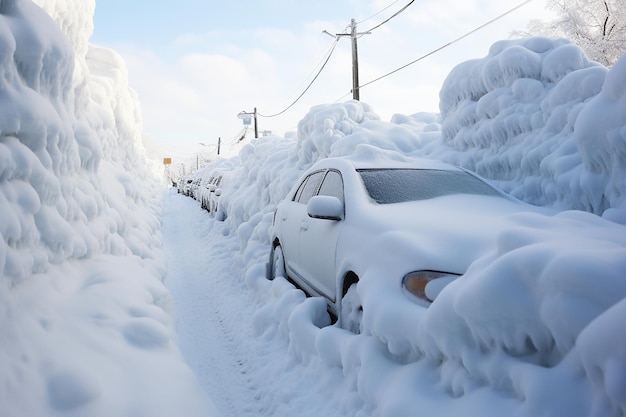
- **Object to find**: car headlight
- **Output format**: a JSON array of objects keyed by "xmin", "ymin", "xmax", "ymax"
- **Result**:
[{"xmin": 402, "ymin": 270, "xmax": 460, "ymax": 303}]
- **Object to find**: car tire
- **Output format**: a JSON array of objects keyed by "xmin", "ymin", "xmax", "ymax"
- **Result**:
[
  {"xmin": 341, "ymin": 283, "xmax": 363, "ymax": 334},
  {"xmin": 270, "ymin": 245, "xmax": 286, "ymax": 280}
]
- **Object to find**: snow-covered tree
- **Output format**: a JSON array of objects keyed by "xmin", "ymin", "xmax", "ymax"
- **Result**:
[{"xmin": 519, "ymin": 0, "xmax": 625, "ymax": 66}]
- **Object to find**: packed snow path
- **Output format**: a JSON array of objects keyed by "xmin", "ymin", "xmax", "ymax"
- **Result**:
[{"xmin": 161, "ymin": 191, "xmax": 355, "ymax": 417}]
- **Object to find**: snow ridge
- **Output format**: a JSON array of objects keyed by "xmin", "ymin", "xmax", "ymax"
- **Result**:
[
  {"xmin": 194, "ymin": 38, "xmax": 626, "ymax": 417},
  {"xmin": 1, "ymin": 1, "xmax": 209, "ymax": 416},
  {"xmin": 437, "ymin": 37, "xmax": 612, "ymax": 212}
]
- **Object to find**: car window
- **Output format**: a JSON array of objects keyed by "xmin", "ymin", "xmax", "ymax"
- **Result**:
[
  {"xmin": 293, "ymin": 177, "xmax": 308, "ymax": 202},
  {"xmin": 357, "ymin": 169, "xmax": 502, "ymax": 204},
  {"xmin": 317, "ymin": 170, "xmax": 344, "ymax": 202},
  {"xmin": 295, "ymin": 171, "xmax": 325, "ymax": 204}
]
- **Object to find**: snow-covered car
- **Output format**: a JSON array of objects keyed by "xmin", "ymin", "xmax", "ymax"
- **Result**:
[
  {"xmin": 198, "ymin": 178, "xmax": 215, "ymax": 210},
  {"xmin": 189, "ymin": 177, "xmax": 203, "ymax": 199},
  {"xmin": 268, "ymin": 155, "xmax": 550, "ymax": 332},
  {"xmin": 207, "ymin": 175, "xmax": 223, "ymax": 219},
  {"xmin": 199, "ymin": 175, "xmax": 223, "ymax": 217},
  {"xmin": 179, "ymin": 178, "xmax": 193, "ymax": 196}
]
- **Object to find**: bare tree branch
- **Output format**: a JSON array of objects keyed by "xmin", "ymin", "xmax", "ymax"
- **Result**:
[{"xmin": 519, "ymin": 0, "xmax": 625, "ymax": 66}]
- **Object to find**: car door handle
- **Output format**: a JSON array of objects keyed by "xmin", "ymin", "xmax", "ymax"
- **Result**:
[{"xmin": 300, "ymin": 221, "xmax": 309, "ymax": 231}]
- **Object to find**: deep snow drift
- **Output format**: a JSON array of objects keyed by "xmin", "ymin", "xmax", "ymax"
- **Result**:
[
  {"xmin": 191, "ymin": 37, "xmax": 626, "ymax": 417},
  {"xmin": 2, "ymin": 0, "xmax": 626, "ymax": 416},
  {"xmin": 1, "ymin": 1, "xmax": 212, "ymax": 416}
]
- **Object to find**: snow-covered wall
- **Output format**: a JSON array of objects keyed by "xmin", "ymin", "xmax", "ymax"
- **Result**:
[
  {"xmin": 435, "ymin": 37, "xmax": 623, "ymax": 214},
  {"xmin": 1, "ymin": 1, "xmax": 209, "ymax": 416},
  {"xmin": 0, "ymin": 0, "xmax": 160, "ymax": 283}
]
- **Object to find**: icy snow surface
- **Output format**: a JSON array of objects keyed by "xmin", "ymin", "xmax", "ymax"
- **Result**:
[{"xmin": 1, "ymin": 0, "xmax": 626, "ymax": 416}]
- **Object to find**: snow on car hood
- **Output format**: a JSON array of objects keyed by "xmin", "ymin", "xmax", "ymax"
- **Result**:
[
  {"xmin": 351, "ymin": 192, "xmax": 546, "ymax": 275},
  {"xmin": 342, "ymin": 192, "xmax": 554, "ymax": 357}
]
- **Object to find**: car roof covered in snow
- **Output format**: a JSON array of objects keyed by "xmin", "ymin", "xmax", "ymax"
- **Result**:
[{"xmin": 308, "ymin": 147, "xmax": 462, "ymax": 172}]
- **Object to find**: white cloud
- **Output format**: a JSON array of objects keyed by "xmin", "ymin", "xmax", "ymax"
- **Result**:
[{"xmin": 95, "ymin": 0, "xmax": 552, "ymax": 163}]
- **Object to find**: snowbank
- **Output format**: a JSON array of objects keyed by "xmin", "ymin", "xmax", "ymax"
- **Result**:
[
  {"xmin": 1, "ymin": 1, "xmax": 212, "ymax": 416},
  {"xmin": 196, "ymin": 38, "xmax": 626, "ymax": 417},
  {"xmin": 437, "ymin": 37, "xmax": 612, "ymax": 212},
  {"xmin": 3, "ymin": 0, "xmax": 625, "ymax": 414}
]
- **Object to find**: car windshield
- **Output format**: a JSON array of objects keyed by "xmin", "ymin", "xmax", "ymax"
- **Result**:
[{"xmin": 357, "ymin": 169, "xmax": 502, "ymax": 204}]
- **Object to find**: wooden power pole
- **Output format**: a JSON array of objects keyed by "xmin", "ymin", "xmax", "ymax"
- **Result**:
[
  {"xmin": 253, "ymin": 107, "xmax": 258, "ymax": 138},
  {"xmin": 350, "ymin": 19, "xmax": 360, "ymax": 100},
  {"xmin": 326, "ymin": 19, "xmax": 370, "ymax": 101}
]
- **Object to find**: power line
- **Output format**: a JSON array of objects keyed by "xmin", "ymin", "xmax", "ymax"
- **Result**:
[
  {"xmin": 257, "ymin": 37, "xmax": 340, "ymax": 118},
  {"xmin": 285, "ymin": 36, "xmax": 343, "ymax": 98},
  {"xmin": 256, "ymin": 1, "xmax": 413, "ymax": 118},
  {"xmin": 359, "ymin": 0, "xmax": 534, "ymax": 90},
  {"xmin": 334, "ymin": 91, "xmax": 352, "ymax": 103},
  {"xmin": 260, "ymin": 0, "xmax": 533, "ymax": 117},
  {"xmin": 258, "ymin": 1, "xmax": 414, "ymax": 113},
  {"xmin": 357, "ymin": 0, "xmax": 404, "ymax": 25},
  {"xmin": 364, "ymin": 0, "xmax": 415, "ymax": 33},
  {"xmin": 228, "ymin": 125, "xmax": 248, "ymax": 144}
]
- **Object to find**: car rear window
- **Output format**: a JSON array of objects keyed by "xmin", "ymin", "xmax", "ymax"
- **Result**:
[{"xmin": 357, "ymin": 169, "xmax": 501, "ymax": 204}]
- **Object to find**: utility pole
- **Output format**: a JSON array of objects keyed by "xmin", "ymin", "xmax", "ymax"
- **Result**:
[
  {"xmin": 217, "ymin": 137, "xmax": 221, "ymax": 155},
  {"xmin": 253, "ymin": 107, "xmax": 258, "ymax": 139},
  {"xmin": 325, "ymin": 19, "xmax": 370, "ymax": 101},
  {"xmin": 350, "ymin": 19, "xmax": 360, "ymax": 100}
]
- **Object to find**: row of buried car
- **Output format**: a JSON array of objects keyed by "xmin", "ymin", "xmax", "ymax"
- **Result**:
[
  {"xmin": 178, "ymin": 153, "xmax": 553, "ymax": 334},
  {"xmin": 177, "ymin": 174, "xmax": 224, "ymax": 220}
]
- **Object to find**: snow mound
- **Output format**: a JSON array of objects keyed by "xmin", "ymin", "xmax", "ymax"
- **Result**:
[
  {"xmin": 1, "ymin": 1, "xmax": 212, "ymax": 416},
  {"xmin": 195, "ymin": 38, "xmax": 626, "ymax": 417},
  {"xmin": 437, "ymin": 37, "xmax": 615, "ymax": 213},
  {"xmin": 575, "ymin": 51, "xmax": 626, "ymax": 211}
]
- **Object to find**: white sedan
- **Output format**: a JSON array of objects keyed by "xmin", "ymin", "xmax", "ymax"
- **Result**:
[{"xmin": 268, "ymin": 155, "xmax": 548, "ymax": 332}]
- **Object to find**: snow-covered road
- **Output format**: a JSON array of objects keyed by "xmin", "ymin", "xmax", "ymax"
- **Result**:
[{"xmin": 161, "ymin": 191, "xmax": 355, "ymax": 417}]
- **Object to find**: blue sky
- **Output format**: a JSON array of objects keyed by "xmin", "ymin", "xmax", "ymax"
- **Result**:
[
  {"xmin": 93, "ymin": 1, "xmax": 359, "ymax": 49},
  {"xmin": 91, "ymin": 0, "xmax": 550, "ymax": 162}
]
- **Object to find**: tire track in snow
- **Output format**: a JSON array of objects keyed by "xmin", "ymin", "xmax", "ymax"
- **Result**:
[
  {"xmin": 162, "ymin": 192, "xmax": 353, "ymax": 417},
  {"xmin": 162, "ymin": 193, "xmax": 261, "ymax": 416}
]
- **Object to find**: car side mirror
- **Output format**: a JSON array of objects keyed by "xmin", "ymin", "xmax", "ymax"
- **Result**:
[
  {"xmin": 307, "ymin": 196, "xmax": 343, "ymax": 221},
  {"xmin": 215, "ymin": 188, "xmax": 222, "ymax": 197}
]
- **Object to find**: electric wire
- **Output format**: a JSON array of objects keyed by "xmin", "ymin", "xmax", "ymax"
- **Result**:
[
  {"xmin": 257, "ymin": 37, "xmax": 340, "ymax": 118},
  {"xmin": 260, "ymin": 0, "xmax": 532, "ymax": 116},
  {"xmin": 357, "ymin": 0, "xmax": 404, "ymax": 25},
  {"xmin": 257, "ymin": 1, "xmax": 413, "ymax": 116},
  {"xmin": 229, "ymin": 126, "xmax": 248, "ymax": 143},
  {"xmin": 358, "ymin": 0, "xmax": 534, "ymax": 91},
  {"xmin": 283, "ymin": 36, "xmax": 342, "ymax": 102},
  {"xmin": 255, "ymin": 1, "xmax": 411, "ymax": 118},
  {"xmin": 364, "ymin": 0, "xmax": 415, "ymax": 33},
  {"xmin": 334, "ymin": 91, "xmax": 352, "ymax": 103}
]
